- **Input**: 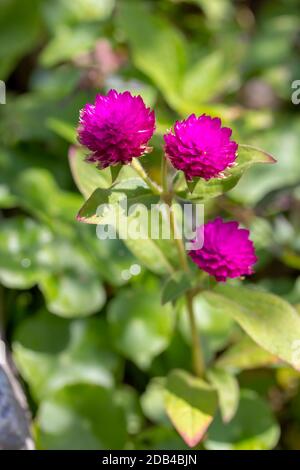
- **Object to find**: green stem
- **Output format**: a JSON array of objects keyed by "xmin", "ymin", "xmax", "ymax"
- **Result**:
[
  {"xmin": 131, "ymin": 158, "xmax": 162, "ymax": 195},
  {"xmin": 161, "ymin": 156, "xmax": 168, "ymax": 194},
  {"xmin": 168, "ymin": 202, "xmax": 189, "ymax": 273},
  {"xmin": 164, "ymin": 196, "xmax": 205, "ymax": 378},
  {"xmin": 186, "ymin": 291, "xmax": 205, "ymax": 378}
]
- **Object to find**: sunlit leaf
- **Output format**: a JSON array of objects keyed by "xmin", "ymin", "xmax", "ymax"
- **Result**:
[
  {"xmin": 181, "ymin": 144, "xmax": 276, "ymax": 201},
  {"xmin": 216, "ymin": 336, "xmax": 279, "ymax": 371},
  {"xmin": 203, "ymin": 285, "xmax": 300, "ymax": 371},
  {"xmin": 69, "ymin": 146, "xmax": 112, "ymax": 200},
  {"xmin": 39, "ymin": 272, "xmax": 106, "ymax": 318},
  {"xmin": 207, "ymin": 367, "xmax": 239, "ymax": 423},
  {"xmin": 165, "ymin": 369, "xmax": 218, "ymax": 447}
]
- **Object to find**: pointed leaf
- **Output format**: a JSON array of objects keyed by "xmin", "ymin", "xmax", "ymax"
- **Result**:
[
  {"xmin": 186, "ymin": 177, "xmax": 199, "ymax": 195},
  {"xmin": 161, "ymin": 272, "xmax": 193, "ymax": 305},
  {"xmin": 77, "ymin": 179, "xmax": 177, "ymax": 275},
  {"xmin": 77, "ymin": 179, "xmax": 159, "ymax": 224},
  {"xmin": 110, "ymin": 164, "xmax": 122, "ymax": 184},
  {"xmin": 179, "ymin": 144, "xmax": 276, "ymax": 201},
  {"xmin": 69, "ymin": 146, "xmax": 112, "ymax": 200},
  {"xmin": 206, "ymin": 390, "xmax": 280, "ymax": 450},
  {"xmin": 207, "ymin": 367, "xmax": 239, "ymax": 423},
  {"xmin": 165, "ymin": 369, "xmax": 218, "ymax": 447},
  {"xmin": 203, "ymin": 285, "xmax": 300, "ymax": 371},
  {"xmin": 216, "ymin": 336, "xmax": 279, "ymax": 371}
]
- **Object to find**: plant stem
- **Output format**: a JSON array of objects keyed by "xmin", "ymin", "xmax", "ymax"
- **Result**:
[
  {"xmin": 164, "ymin": 194, "xmax": 205, "ymax": 378},
  {"xmin": 186, "ymin": 291, "xmax": 205, "ymax": 378},
  {"xmin": 131, "ymin": 155, "xmax": 205, "ymax": 377},
  {"xmin": 131, "ymin": 158, "xmax": 162, "ymax": 195},
  {"xmin": 168, "ymin": 202, "xmax": 189, "ymax": 273},
  {"xmin": 161, "ymin": 155, "xmax": 168, "ymax": 194}
]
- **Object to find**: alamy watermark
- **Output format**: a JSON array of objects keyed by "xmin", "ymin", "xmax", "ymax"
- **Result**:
[
  {"xmin": 95, "ymin": 198, "xmax": 204, "ymax": 250},
  {"xmin": 0, "ymin": 80, "xmax": 6, "ymax": 104},
  {"xmin": 291, "ymin": 80, "xmax": 300, "ymax": 105}
]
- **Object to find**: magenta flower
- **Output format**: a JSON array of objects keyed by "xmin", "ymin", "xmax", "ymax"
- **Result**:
[
  {"xmin": 78, "ymin": 89, "xmax": 155, "ymax": 168},
  {"xmin": 164, "ymin": 114, "xmax": 238, "ymax": 180},
  {"xmin": 188, "ymin": 217, "xmax": 257, "ymax": 282}
]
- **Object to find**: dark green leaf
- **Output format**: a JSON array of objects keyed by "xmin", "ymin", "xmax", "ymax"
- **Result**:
[
  {"xmin": 13, "ymin": 311, "xmax": 120, "ymax": 401},
  {"xmin": 35, "ymin": 384, "xmax": 127, "ymax": 450},
  {"xmin": 108, "ymin": 287, "xmax": 175, "ymax": 370},
  {"xmin": 161, "ymin": 272, "xmax": 193, "ymax": 305},
  {"xmin": 206, "ymin": 390, "xmax": 280, "ymax": 450}
]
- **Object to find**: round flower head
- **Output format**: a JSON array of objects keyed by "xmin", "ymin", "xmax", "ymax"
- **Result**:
[
  {"xmin": 78, "ymin": 89, "xmax": 155, "ymax": 168},
  {"xmin": 188, "ymin": 217, "xmax": 257, "ymax": 282},
  {"xmin": 164, "ymin": 114, "xmax": 238, "ymax": 180}
]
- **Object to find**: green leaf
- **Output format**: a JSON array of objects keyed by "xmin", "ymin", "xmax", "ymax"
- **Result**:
[
  {"xmin": 77, "ymin": 179, "xmax": 177, "ymax": 275},
  {"xmin": 216, "ymin": 336, "xmax": 279, "ymax": 371},
  {"xmin": 108, "ymin": 287, "xmax": 175, "ymax": 370},
  {"xmin": 181, "ymin": 144, "xmax": 276, "ymax": 201},
  {"xmin": 115, "ymin": 386, "xmax": 144, "ymax": 435},
  {"xmin": 136, "ymin": 426, "xmax": 191, "ymax": 450},
  {"xmin": 47, "ymin": 118, "xmax": 77, "ymax": 144},
  {"xmin": 203, "ymin": 284, "xmax": 300, "ymax": 370},
  {"xmin": 117, "ymin": 0, "xmax": 186, "ymax": 110},
  {"xmin": 40, "ymin": 24, "xmax": 100, "ymax": 67},
  {"xmin": 0, "ymin": 0, "xmax": 42, "ymax": 79},
  {"xmin": 69, "ymin": 146, "xmax": 112, "ymax": 200},
  {"xmin": 39, "ymin": 271, "xmax": 106, "ymax": 318},
  {"xmin": 0, "ymin": 217, "xmax": 51, "ymax": 289},
  {"xmin": 13, "ymin": 311, "xmax": 120, "ymax": 401},
  {"xmin": 165, "ymin": 369, "xmax": 218, "ymax": 447},
  {"xmin": 207, "ymin": 367, "xmax": 239, "ymax": 423},
  {"xmin": 230, "ymin": 119, "xmax": 300, "ymax": 205},
  {"xmin": 35, "ymin": 384, "xmax": 127, "ymax": 450},
  {"xmin": 77, "ymin": 179, "xmax": 159, "ymax": 224},
  {"xmin": 182, "ymin": 51, "xmax": 237, "ymax": 106},
  {"xmin": 161, "ymin": 272, "xmax": 193, "ymax": 305},
  {"xmin": 140, "ymin": 378, "xmax": 168, "ymax": 425},
  {"xmin": 13, "ymin": 168, "xmax": 82, "ymax": 227},
  {"xmin": 76, "ymin": 187, "xmax": 114, "ymax": 224},
  {"xmin": 179, "ymin": 293, "xmax": 235, "ymax": 358},
  {"xmin": 110, "ymin": 164, "xmax": 123, "ymax": 184},
  {"xmin": 42, "ymin": 0, "xmax": 115, "ymax": 29},
  {"xmin": 206, "ymin": 390, "xmax": 280, "ymax": 450}
]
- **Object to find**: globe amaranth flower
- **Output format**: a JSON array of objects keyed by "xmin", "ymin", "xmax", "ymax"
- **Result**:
[
  {"xmin": 78, "ymin": 89, "xmax": 155, "ymax": 168},
  {"xmin": 164, "ymin": 114, "xmax": 238, "ymax": 181},
  {"xmin": 188, "ymin": 217, "xmax": 257, "ymax": 282}
]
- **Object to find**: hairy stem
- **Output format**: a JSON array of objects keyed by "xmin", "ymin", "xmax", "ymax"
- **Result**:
[
  {"xmin": 186, "ymin": 291, "xmax": 205, "ymax": 377},
  {"xmin": 168, "ymin": 202, "xmax": 189, "ymax": 273},
  {"xmin": 161, "ymin": 155, "xmax": 169, "ymax": 194},
  {"xmin": 131, "ymin": 158, "xmax": 162, "ymax": 195},
  {"xmin": 164, "ymin": 193, "xmax": 205, "ymax": 378}
]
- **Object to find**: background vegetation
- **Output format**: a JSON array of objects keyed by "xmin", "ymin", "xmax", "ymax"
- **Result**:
[{"xmin": 1, "ymin": 0, "xmax": 300, "ymax": 449}]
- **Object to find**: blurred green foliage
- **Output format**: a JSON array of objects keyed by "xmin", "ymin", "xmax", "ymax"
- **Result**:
[{"xmin": 1, "ymin": 0, "xmax": 300, "ymax": 449}]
